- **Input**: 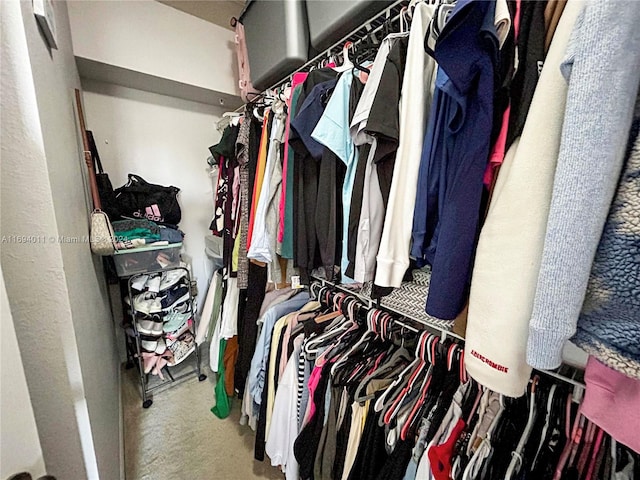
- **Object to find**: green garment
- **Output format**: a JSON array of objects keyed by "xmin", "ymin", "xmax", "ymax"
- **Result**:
[
  {"xmin": 281, "ymin": 84, "xmax": 304, "ymax": 259},
  {"xmin": 115, "ymin": 228, "xmax": 161, "ymax": 242},
  {"xmin": 210, "ymin": 338, "xmax": 231, "ymax": 419}
]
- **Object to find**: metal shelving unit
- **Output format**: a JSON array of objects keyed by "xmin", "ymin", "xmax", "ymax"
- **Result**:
[{"xmin": 126, "ymin": 266, "xmax": 206, "ymax": 408}]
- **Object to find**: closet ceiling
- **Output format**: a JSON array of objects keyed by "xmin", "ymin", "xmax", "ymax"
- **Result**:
[{"xmin": 157, "ymin": 0, "xmax": 244, "ymax": 30}]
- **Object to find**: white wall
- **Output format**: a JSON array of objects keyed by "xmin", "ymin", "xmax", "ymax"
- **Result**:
[
  {"xmin": 1, "ymin": 0, "xmax": 120, "ymax": 478},
  {"xmin": 82, "ymin": 80, "xmax": 224, "ymax": 307},
  {"xmin": 0, "ymin": 266, "xmax": 46, "ymax": 480},
  {"xmin": 68, "ymin": 0, "xmax": 239, "ymax": 98},
  {"xmin": 19, "ymin": 1, "xmax": 122, "ymax": 477}
]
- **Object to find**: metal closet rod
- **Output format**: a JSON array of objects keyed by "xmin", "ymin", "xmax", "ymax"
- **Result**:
[
  {"xmin": 313, "ymin": 277, "xmax": 422, "ymax": 334},
  {"xmin": 231, "ymin": 0, "xmax": 408, "ymax": 113},
  {"xmin": 312, "ymin": 275, "xmax": 463, "ymax": 340},
  {"xmin": 311, "ymin": 276, "xmax": 586, "ymax": 401}
]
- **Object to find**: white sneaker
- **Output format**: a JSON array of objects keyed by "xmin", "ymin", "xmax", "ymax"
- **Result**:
[
  {"xmin": 145, "ymin": 275, "xmax": 162, "ymax": 293},
  {"xmin": 137, "ymin": 315, "xmax": 164, "ymax": 336},
  {"xmin": 155, "ymin": 338, "xmax": 167, "ymax": 355},
  {"xmin": 131, "ymin": 274, "xmax": 149, "ymax": 291},
  {"xmin": 133, "ymin": 293, "xmax": 162, "ymax": 315},
  {"xmin": 141, "ymin": 338, "xmax": 158, "ymax": 352},
  {"xmin": 159, "ymin": 270, "xmax": 188, "ymax": 291}
]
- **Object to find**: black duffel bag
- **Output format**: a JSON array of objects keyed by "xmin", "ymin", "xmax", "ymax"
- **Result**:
[{"xmin": 114, "ymin": 174, "xmax": 181, "ymax": 225}]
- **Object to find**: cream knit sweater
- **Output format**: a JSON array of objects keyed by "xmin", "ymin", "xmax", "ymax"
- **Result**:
[{"xmin": 464, "ymin": 0, "xmax": 583, "ymax": 397}]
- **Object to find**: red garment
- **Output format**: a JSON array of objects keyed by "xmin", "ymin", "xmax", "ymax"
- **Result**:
[{"xmin": 428, "ymin": 418, "xmax": 466, "ymax": 480}]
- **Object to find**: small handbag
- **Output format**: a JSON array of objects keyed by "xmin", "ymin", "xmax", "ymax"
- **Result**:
[{"xmin": 90, "ymin": 209, "xmax": 116, "ymax": 256}]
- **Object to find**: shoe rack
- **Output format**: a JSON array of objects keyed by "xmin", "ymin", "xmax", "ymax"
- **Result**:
[{"xmin": 126, "ymin": 266, "xmax": 207, "ymax": 408}]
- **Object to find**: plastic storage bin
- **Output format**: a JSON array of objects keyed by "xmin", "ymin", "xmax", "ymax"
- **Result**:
[
  {"xmin": 241, "ymin": 0, "xmax": 309, "ymax": 91},
  {"xmin": 112, "ymin": 243, "xmax": 182, "ymax": 277},
  {"xmin": 307, "ymin": 0, "xmax": 395, "ymax": 52}
]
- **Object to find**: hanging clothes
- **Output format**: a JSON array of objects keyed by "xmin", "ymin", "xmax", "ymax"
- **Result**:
[
  {"xmin": 375, "ymin": 2, "xmax": 438, "ymax": 289},
  {"xmin": 464, "ymin": 0, "xmax": 582, "ymax": 397},
  {"xmin": 527, "ymin": 0, "xmax": 640, "ymax": 371}
]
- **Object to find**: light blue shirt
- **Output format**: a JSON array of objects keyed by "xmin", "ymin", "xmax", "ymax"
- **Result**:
[
  {"xmin": 311, "ymin": 70, "xmax": 356, "ymax": 283},
  {"xmin": 248, "ymin": 292, "xmax": 310, "ymax": 409}
]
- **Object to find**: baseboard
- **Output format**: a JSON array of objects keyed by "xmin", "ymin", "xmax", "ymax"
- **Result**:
[{"xmin": 118, "ymin": 364, "xmax": 125, "ymax": 480}]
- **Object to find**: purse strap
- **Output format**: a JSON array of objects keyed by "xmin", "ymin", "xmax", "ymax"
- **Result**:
[
  {"xmin": 75, "ymin": 89, "xmax": 102, "ymax": 210},
  {"xmin": 87, "ymin": 130, "xmax": 104, "ymax": 175},
  {"xmin": 127, "ymin": 173, "xmax": 150, "ymax": 186}
]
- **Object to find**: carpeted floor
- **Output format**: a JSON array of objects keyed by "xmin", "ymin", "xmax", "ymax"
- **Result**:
[{"xmin": 122, "ymin": 362, "xmax": 283, "ymax": 480}]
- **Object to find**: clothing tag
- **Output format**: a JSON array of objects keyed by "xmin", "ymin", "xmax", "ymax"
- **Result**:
[{"xmin": 291, "ymin": 275, "xmax": 302, "ymax": 289}]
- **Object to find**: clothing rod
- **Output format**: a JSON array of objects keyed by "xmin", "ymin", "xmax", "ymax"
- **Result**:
[
  {"xmin": 312, "ymin": 276, "xmax": 455, "ymax": 338},
  {"xmin": 229, "ymin": 0, "xmax": 408, "ymax": 114},
  {"xmin": 312, "ymin": 276, "xmax": 587, "ymax": 398},
  {"xmin": 312, "ymin": 277, "xmax": 422, "ymax": 334}
]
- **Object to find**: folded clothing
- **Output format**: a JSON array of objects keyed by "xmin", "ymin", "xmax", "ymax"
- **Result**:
[
  {"xmin": 113, "ymin": 218, "xmax": 160, "ymax": 234},
  {"xmin": 113, "ymin": 219, "xmax": 162, "ymax": 246},
  {"xmin": 159, "ymin": 225, "xmax": 184, "ymax": 244}
]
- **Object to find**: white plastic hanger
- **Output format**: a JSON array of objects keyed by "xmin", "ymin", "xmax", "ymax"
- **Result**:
[
  {"xmin": 333, "ymin": 42, "xmax": 354, "ymax": 72},
  {"xmin": 505, "ymin": 377, "xmax": 539, "ymax": 480}
]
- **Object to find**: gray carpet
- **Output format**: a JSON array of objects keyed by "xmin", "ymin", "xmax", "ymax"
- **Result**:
[{"xmin": 122, "ymin": 363, "xmax": 283, "ymax": 480}]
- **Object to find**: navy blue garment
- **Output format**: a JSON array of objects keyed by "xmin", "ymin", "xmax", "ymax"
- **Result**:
[
  {"xmin": 290, "ymin": 79, "xmax": 338, "ymax": 161},
  {"xmin": 411, "ymin": 0, "xmax": 499, "ymax": 320}
]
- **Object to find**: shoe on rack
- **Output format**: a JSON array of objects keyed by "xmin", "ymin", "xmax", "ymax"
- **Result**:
[
  {"xmin": 163, "ymin": 301, "xmax": 191, "ymax": 332},
  {"xmin": 152, "ymin": 355, "xmax": 167, "ymax": 379},
  {"xmin": 141, "ymin": 337, "xmax": 158, "ymax": 353},
  {"xmin": 136, "ymin": 314, "xmax": 164, "ymax": 336},
  {"xmin": 131, "ymin": 274, "xmax": 149, "ymax": 292},
  {"xmin": 155, "ymin": 338, "xmax": 167, "ymax": 355},
  {"xmin": 167, "ymin": 332, "xmax": 195, "ymax": 367},
  {"xmin": 165, "ymin": 318, "xmax": 193, "ymax": 342},
  {"xmin": 145, "ymin": 275, "xmax": 162, "ymax": 294},
  {"xmin": 160, "ymin": 285, "xmax": 190, "ymax": 310},
  {"xmin": 159, "ymin": 270, "xmax": 188, "ymax": 292},
  {"xmin": 133, "ymin": 293, "xmax": 162, "ymax": 315},
  {"xmin": 152, "ymin": 350, "xmax": 174, "ymax": 380},
  {"xmin": 141, "ymin": 351, "xmax": 158, "ymax": 374}
]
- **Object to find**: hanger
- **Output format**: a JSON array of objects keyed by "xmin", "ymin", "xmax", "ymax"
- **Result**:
[
  {"xmin": 306, "ymin": 293, "xmax": 360, "ymax": 360},
  {"xmin": 505, "ymin": 376, "xmax": 540, "ymax": 480},
  {"xmin": 399, "ymin": 340, "xmax": 457, "ymax": 440},
  {"xmin": 399, "ymin": 6, "xmax": 410, "ymax": 33},
  {"xmin": 315, "ymin": 308, "xmax": 342, "ymax": 324},
  {"xmin": 330, "ymin": 308, "xmax": 379, "ymax": 376},
  {"xmin": 374, "ymin": 331, "xmax": 430, "ymax": 414},
  {"xmin": 381, "ymin": 333, "xmax": 437, "ymax": 426},
  {"xmin": 353, "ymin": 345, "xmax": 412, "ymax": 403},
  {"xmin": 333, "ymin": 42, "xmax": 354, "ymax": 73}
]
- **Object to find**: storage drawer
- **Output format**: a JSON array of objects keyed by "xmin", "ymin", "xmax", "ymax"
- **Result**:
[
  {"xmin": 113, "ymin": 244, "xmax": 182, "ymax": 277},
  {"xmin": 241, "ymin": 0, "xmax": 309, "ymax": 91},
  {"xmin": 307, "ymin": 0, "xmax": 395, "ymax": 52}
]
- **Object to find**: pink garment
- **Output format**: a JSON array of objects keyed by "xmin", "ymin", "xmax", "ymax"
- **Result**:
[
  {"xmin": 581, "ymin": 356, "xmax": 640, "ymax": 454},
  {"xmin": 483, "ymin": 0, "xmax": 521, "ymax": 187},
  {"xmin": 277, "ymin": 72, "xmax": 309, "ymax": 242},
  {"xmin": 302, "ymin": 365, "xmax": 323, "ymax": 428},
  {"xmin": 484, "ymin": 105, "xmax": 511, "ymax": 186}
]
